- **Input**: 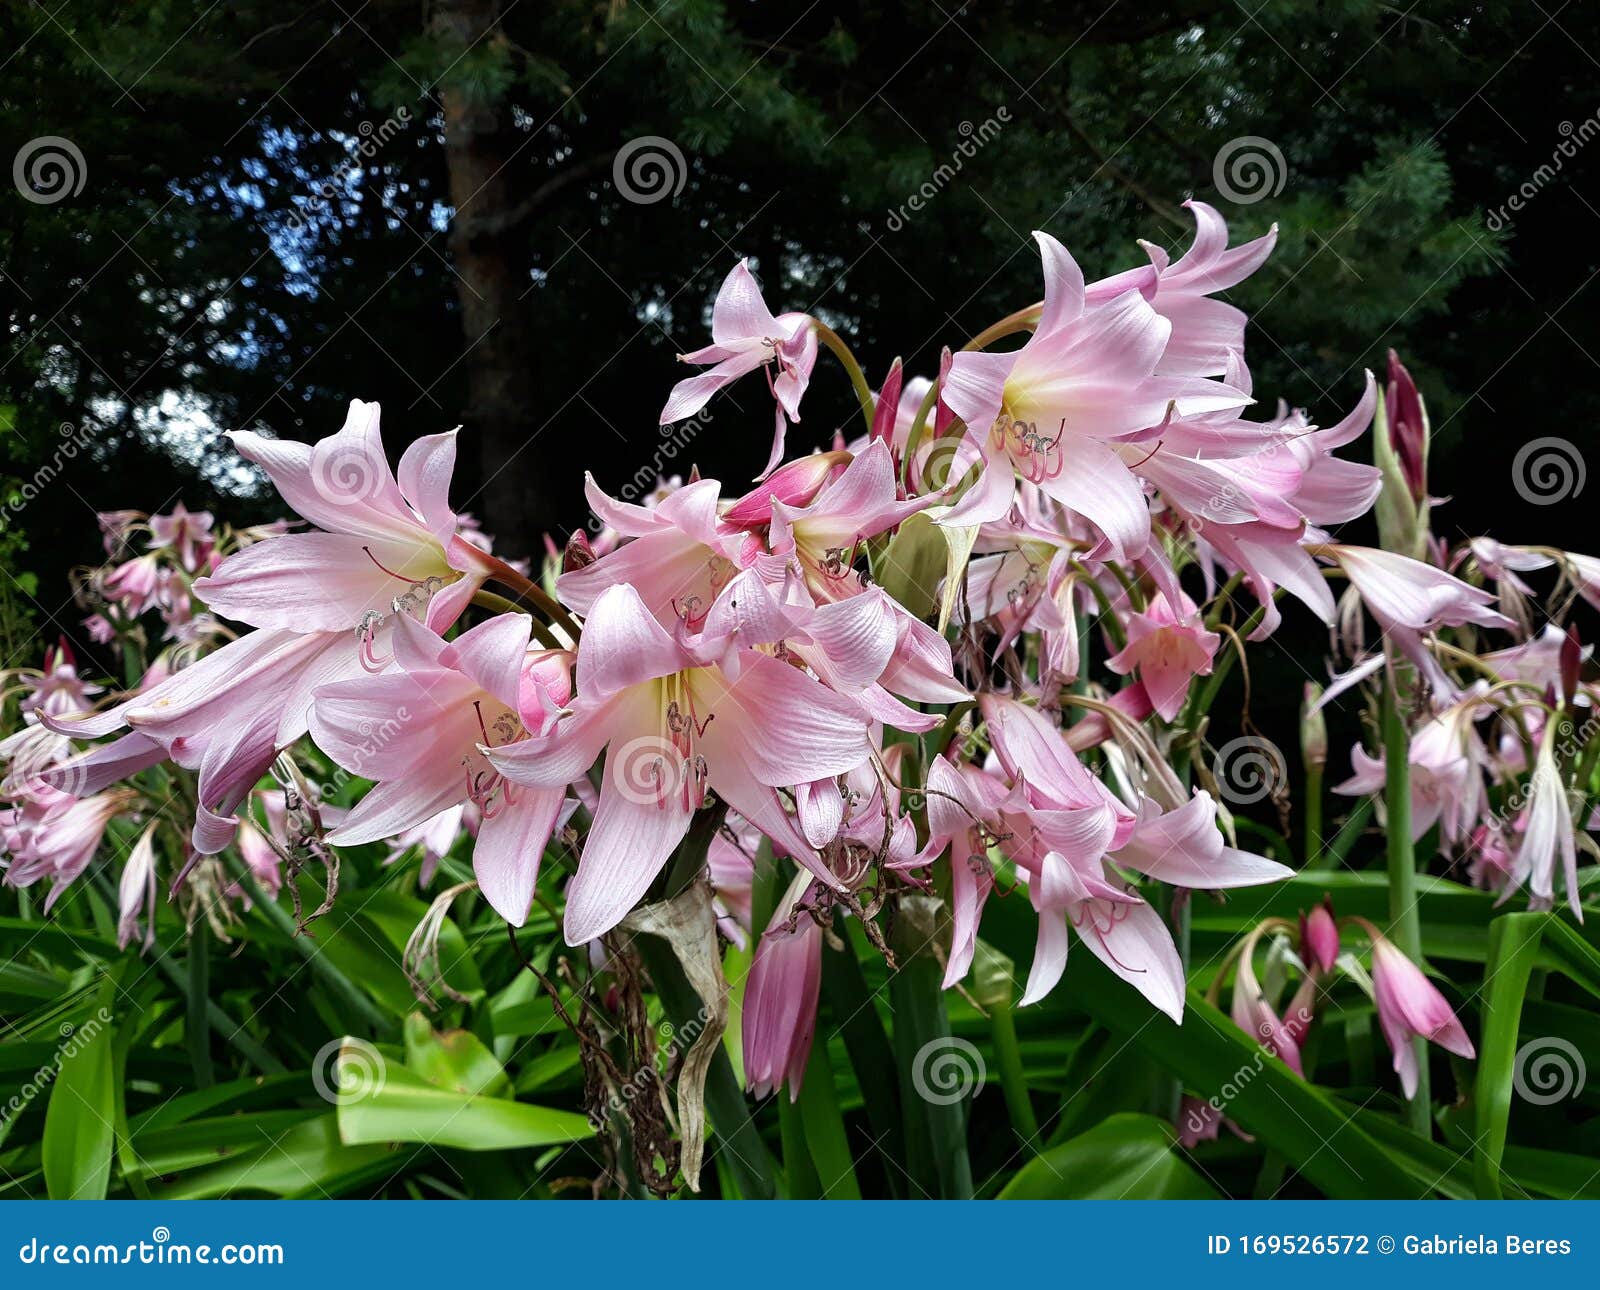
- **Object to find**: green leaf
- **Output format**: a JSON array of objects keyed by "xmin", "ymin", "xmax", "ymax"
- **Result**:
[
  {"xmin": 1540, "ymin": 919, "xmax": 1600, "ymax": 998},
  {"xmin": 41, "ymin": 1009, "xmax": 115, "ymax": 1200},
  {"xmin": 1000, "ymin": 1113, "xmax": 1219, "ymax": 1199},
  {"xmin": 153, "ymin": 1115, "xmax": 396, "ymax": 1200},
  {"xmin": 403, "ymin": 1013, "xmax": 510, "ymax": 1097},
  {"xmin": 335, "ymin": 1048, "xmax": 593, "ymax": 1152},
  {"xmin": 1069, "ymin": 956, "xmax": 1427, "ymax": 1198},
  {"xmin": 1473, "ymin": 913, "xmax": 1545, "ymax": 1198}
]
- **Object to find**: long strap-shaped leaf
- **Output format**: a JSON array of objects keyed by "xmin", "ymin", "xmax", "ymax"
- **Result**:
[
  {"xmin": 1072, "ymin": 954, "xmax": 1428, "ymax": 1198},
  {"xmin": 1472, "ymin": 912, "xmax": 1545, "ymax": 1199}
]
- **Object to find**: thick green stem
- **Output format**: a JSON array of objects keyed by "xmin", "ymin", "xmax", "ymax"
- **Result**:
[
  {"xmin": 1382, "ymin": 680, "xmax": 1431, "ymax": 1134},
  {"xmin": 1304, "ymin": 765, "xmax": 1324, "ymax": 865},
  {"xmin": 890, "ymin": 898, "xmax": 973, "ymax": 1199},
  {"xmin": 988, "ymin": 996, "xmax": 1039, "ymax": 1152},
  {"xmin": 812, "ymin": 321, "xmax": 877, "ymax": 431}
]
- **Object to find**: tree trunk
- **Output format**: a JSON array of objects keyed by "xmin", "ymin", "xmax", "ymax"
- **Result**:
[{"xmin": 436, "ymin": 0, "xmax": 546, "ymax": 563}]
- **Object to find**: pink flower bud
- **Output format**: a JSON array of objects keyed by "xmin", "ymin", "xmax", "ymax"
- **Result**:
[
  {"xmin": 1385, "ymin": 349, "xmax": 1427, "ymax": 504},
  {"xmin": 1370, "ymin": 932, "xmax": 1475, "ymax": 1099},
  {"xmin": 1299, "ymin": 900, "xmax": 1339, "ymax": 975},
  {"xmin": 722, "ymin": 450, "xmax": 851, "ymax": 530}
]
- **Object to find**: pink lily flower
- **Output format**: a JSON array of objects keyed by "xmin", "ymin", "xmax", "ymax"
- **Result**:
[
  {"xmin": 941, "ymin": 231, "xmax": 1247, "ymax": 558},
  {"xmin": 1321, "ymin": 544, "xmax": 1512, "ymax": 694},
  {"xmin": 924, "ymin": 754, "xmax": 1004, "ymax": 989},
  {"xmin": 147, "ymin": 501, "xmax": 215, "ymax": 572},
  {"xmin": 973, "ymin": 697, "xmax": 1289, "ymax": 1015},
  {"xmin": 105, "ymin": 554, "xmax": 163, "ymax": 615},
  {"xmin": 116, "ymin": 822, "xmax": 160, "ymax": 951},
  {"xmin": 1332, "ymin": 691, "xmax": 1490, "ymax": 847},
  {"xmin": 659, "ymin": 260, "xmax": 818, "ymax": 478},
  {"xmin": 1512, "ymin": 719, "xmax": 1583, "ymax": 919},
  {"xmin": 722, "ymin": 450, "xmax": 851, "ymax": 531},
  {"xmin": 1105, "ymin": 590, "xmax": 1219, "ymax": 721},
  {"xmin": 1231, "ymin": 941, "xmax": 1304, "ymax": 1075},
  {"xmin": 1087, "ymin": 201, "xmax": 1278, "ymax": 378},
  {"xmin": 313, "ymin": 614, "xmax": 571, "ymax": 925},
  {"xmin": 767, "ymin": 440, "xmax": 931, "ymax": 602},
  {"xmin": 97, "ymin": 509, "xmax": 145, "ymax": 557},
  {"xmin": 742, "ymin": 873, "xmax": 823, "ymax": 1101},
  {"xmin": 42, "ymin": 625, "xmax": 377, "ymax": 854},
  {"xmin": 2, "ymin": 786, "xmax": 136, "ymax": 911},
  {"xmin": 194, "ymin": 400, "xmax": 500, "ymax": 641},
  {"xmin": 1367, "ymin": 928, "xmax": 1476, "ymax": 1099},
  {"xmin": 557, "ymin": 476, "xmax": 748, "ymax": 630},
  {"xmin": 486, "ymin": 583, "xmax": 870, "ymax": 943}
]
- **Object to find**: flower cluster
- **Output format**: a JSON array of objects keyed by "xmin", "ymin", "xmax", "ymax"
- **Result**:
[{"xmin": 4, "ymin": 202, "xmax": 1595, "ymax": 1119}]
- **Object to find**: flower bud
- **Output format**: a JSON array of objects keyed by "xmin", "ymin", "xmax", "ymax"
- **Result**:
[
  {"xmin": 1298, "ymin": 899, "xmax": 1339, "ymax": 975},
  {"xmin": 1372, "ymin": 351, "xmax": 1431, "ymax": 559},
  {"xmin": 722, "ymin": 450, "xmax": 852, "ymax": 530}
]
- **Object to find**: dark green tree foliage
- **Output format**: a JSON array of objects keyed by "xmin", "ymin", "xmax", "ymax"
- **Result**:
[{"xmin": 4, "ymin": 0, "xmax": 1584, "ymax": 603}]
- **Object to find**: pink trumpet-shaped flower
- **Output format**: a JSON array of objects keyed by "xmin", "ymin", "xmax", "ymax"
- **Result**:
[
  {"xmin": 313, "ymin": 614, "xmax": 570, "ymax": 925},
  {"xmin": 659, "ymin": 260, "xmax": 818, "ymax": 478},
  {"xmin": 195, "ymin": 400, "xmax": 498, "ymax": 640},
  {"xmin": 941, "ymin": 230, "xmax": 1247, "ymax": 558},
  {"xmin": 1321, "ymin": 543, "xmax": 1511, "ymax": 695},
  {"xmin": 105, "ymin": 554, "xmax": 163, "ymax": 616},
  {"xmin": 1231, "ymin": 941, "xmax": 1304, "ymax": 1075},
  {"xmin": 147, "ymin": 501, "xmax": 215, "ymax": 572},
  {"xmin": 1367, "ymin": 929, "xmax": 1475, "ymax": 1099},
  {"xmin": 1105, "ymin": 591, "xmax": 1219, "ymax": 721},
  {"xmin": 2, "ymin": 787, "xmax": 135, "ymax": 911},
  {"xmin": 742, "ymin": 874, "xmax": 823, "ymax": 1101},
  {"xmin": 116, "ymin": 822, "xmax": 160, "ymax": 951},
  {"xmin": 486, "ymin": 583, "xmax": 870, "ymax": 944}
]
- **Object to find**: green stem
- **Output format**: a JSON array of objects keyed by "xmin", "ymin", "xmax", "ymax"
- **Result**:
[
  {"xmin": 185, "ymin": 926, "xmax": 215, "ymax": 1088},
  {"xmin": 224, "ymin": 852, "xmax": 396, "ymax": 1039},
  {"xmin": 819, "ymin": 932, "xmax": 904, "ymax": 1193},
  {"xmin": 470, "ymin": 589, "xmax": 563, "ymax": 650},
  {"xmin": 1382, "ymin": 679, "xmax": 1431, "ymax": 1135},
  {"xmin": 812, "ymin": 321, "xmax": 876, "ymax": 431},
  {"xmin": 900, "ymin": 379, "xmax": 942, "ymax": 491},
  {"xmin": 988, "ymin": 995, "xmax": 1039, "ymax": 1152},
  {"xmin": 890, "ymin": 898, "xmax": 973, "ymax": 1199},
  {"xmin": 1304, "ymin": 765, "xmax": 1324, "ymax": 866}
]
